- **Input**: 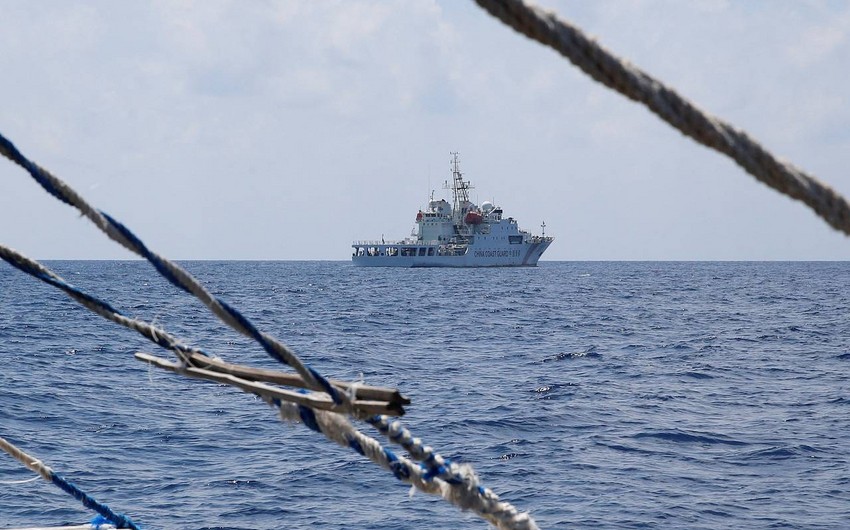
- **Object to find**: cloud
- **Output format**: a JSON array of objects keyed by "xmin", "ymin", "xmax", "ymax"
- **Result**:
[
  {"xmin": 786, "ymin": 5, "xmax": 850, "ymax": 67},
  {"xmin": 1, "ymin": 0, "xmax": 848, "ymax": 260}
]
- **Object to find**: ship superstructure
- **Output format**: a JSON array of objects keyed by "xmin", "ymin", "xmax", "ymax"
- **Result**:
[{"xmin": 352, "ymin": 153, "xmax": 553, "ymax": 267}]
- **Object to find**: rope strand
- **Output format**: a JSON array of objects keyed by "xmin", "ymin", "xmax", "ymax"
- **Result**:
[
  {"xmin": 474, "ymin": 0, "xmax": 850, "ymax": 235},
  {"xmin": 0, "ymin": 437, "xmax": 142, "ymax": 530},
  {"xmin": 275, "ymin": 401, "xmax": 539, "ymax": 530}
]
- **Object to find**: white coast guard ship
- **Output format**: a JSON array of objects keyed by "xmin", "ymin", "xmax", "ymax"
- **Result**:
[{"xmin": 352, "ymin": 153, "xmax": 553, "ymax": 267}]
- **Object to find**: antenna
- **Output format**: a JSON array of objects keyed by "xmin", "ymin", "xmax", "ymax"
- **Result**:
[
  {"xmin": 541, "ymin": 221, "xmax": 546, "ymax": 237},
  {"xmin": 446, "ymin": 151, "xmax": 474, "ymax": 226}
]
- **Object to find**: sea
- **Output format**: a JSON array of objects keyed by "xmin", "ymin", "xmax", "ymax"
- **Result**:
[{"xmin": 1, "ymin": 261, "xmax": 848, "ymax": 529}]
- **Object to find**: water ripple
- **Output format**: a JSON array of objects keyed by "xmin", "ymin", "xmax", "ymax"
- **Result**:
[{"xmin": 2, "ymin": 261, "xmax": 849, "ymax": 529}]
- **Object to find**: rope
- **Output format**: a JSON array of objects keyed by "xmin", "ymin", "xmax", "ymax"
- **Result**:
[
  {"xmin": 0, "ymin": 437, "xmax": 142, "ymax": 530},
  {"xmin": 274, "ymin": 401, "xmax": 539, "ymax": 530},
  {"xmin": 474, "ymin": 0, "xmax": 850, "ymax": 236},
  {"xmin": 0, "ymin": 133, "xmax": 349, "ymax": 409},
  {"xmin": 0, "ymin": 244, "xmax": 203, "ymax": 366}
]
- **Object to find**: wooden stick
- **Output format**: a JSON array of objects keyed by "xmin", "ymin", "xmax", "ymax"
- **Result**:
[
  {"xmin": 135, "ymin": 352, "xmax": 405, "ymax": 416},
  {"xmin": 181, "ymin": 351, "xmax": 410, "ymax": 406}
]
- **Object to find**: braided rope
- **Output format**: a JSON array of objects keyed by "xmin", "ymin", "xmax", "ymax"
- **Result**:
[
  {"xmin": 0, "ymin": 133, "xmax": 348, "ymax": 408},
  {"xmin": 275, "ymin": 401, "xmax": 539, "ymax": 530},
  {"xmin": 474, "ymin": 0, "xmax": 850, "ymax": 235},
  {"xmin": 0, "ymin": 244, "xmax": 202, "ymax": 366},
  {"xmin": 0, "ymin": 437, "xmax": 141, "ymax": 529},
  {"xmin": 367, "ymin": 415, "xmax": 464, "ymax": 484}
]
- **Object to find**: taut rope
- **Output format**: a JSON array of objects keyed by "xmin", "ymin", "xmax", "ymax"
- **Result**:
[{"xmin": 475, "ymin": 0, "xmax": 850, "ymax": 235}]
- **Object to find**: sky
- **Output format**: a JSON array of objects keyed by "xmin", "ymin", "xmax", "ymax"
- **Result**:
[{"xmin": 1, "ymin": 0, "xmax": 849, "ymax": 261}]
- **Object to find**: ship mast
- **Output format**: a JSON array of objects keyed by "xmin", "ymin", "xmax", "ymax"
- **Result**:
[{"xmin": 446, "ymin": 152, "xmax": 474, "ymax": 227}]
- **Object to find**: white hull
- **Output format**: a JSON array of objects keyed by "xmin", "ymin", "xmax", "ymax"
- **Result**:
[{"xmin": 352, "ymin": 240, "xmax": 552, "ymax": 267}]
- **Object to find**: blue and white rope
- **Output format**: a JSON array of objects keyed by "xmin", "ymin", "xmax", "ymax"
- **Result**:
[
  {"xmin": 0, "ymin": 244, "xmax": 204, "ymax": 366},
  {"xmin": 0, "ymin": 437, "xmax": 142, "ymax": 530},
  {"xmin": 367, "ymin": 415, "xmax": 464, "ymax": 484},
  {"xmin": 274, "ymin": 400, "xmax": 539, "ymax": 530}
]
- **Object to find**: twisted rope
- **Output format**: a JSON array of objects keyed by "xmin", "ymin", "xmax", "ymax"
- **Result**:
[
  {"xmin": 0, "ymin": 437, "xmax": 141, "ymax": 529},
  {"xmin": 0, "ymin": 133, "xmax": 348, "ymax": 409},
  {"xmin": 367, "ymin": 415, "xmax": 464, "ymax": 484},
  {"xmin": 475, "ymin": 0, "xmax": 850, "ymax": 235},
  {"xmin": 0, "ymin": 244, "xmax": 202, "ymax": 366},
  {"xmin": 275, "ymin": 401, "xmax": 539, "ymax": 530}
]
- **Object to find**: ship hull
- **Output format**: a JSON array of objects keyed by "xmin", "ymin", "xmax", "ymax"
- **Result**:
[{"xmin": 352, "ymin": 240, "xmax": 552, "ymax": 268}]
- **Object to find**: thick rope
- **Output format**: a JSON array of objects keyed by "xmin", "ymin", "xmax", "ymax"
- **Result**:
[
  {"xmin": 474, "ymin": 0, "xmax": 850, "ymax": 235},
  {"xmin": 0, "ymin": 133, "xmax": 348, "ymax": 408},
  {"xmin": 275, "ymin": 401, "xmax": 539, "ymax": 530},
  {"xmin": 0, "ymin": 244, "xmax": 202, "ymax": 366},
  {"xmin": 367, "ymin": 415, "xmax": 464, "ymax": 484},
  {"xmin": 0, "ymin": 437, "xmax": 141, "ymax": 529}
]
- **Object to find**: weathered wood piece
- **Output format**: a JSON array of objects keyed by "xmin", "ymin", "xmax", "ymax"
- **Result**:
[{"xmin": 135, "ymin": 352, "xmax": 406, "ymax": 416}]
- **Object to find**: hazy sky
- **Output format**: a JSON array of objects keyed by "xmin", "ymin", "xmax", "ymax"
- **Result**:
[{"xmin": 1, "ymin": 0, "xmax": 849, "ymax": 260}]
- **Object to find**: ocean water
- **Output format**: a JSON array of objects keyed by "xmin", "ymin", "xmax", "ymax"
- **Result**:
[{"xmin": 1, "ymin": 260, "xmax": 848, "ymax": 529}]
